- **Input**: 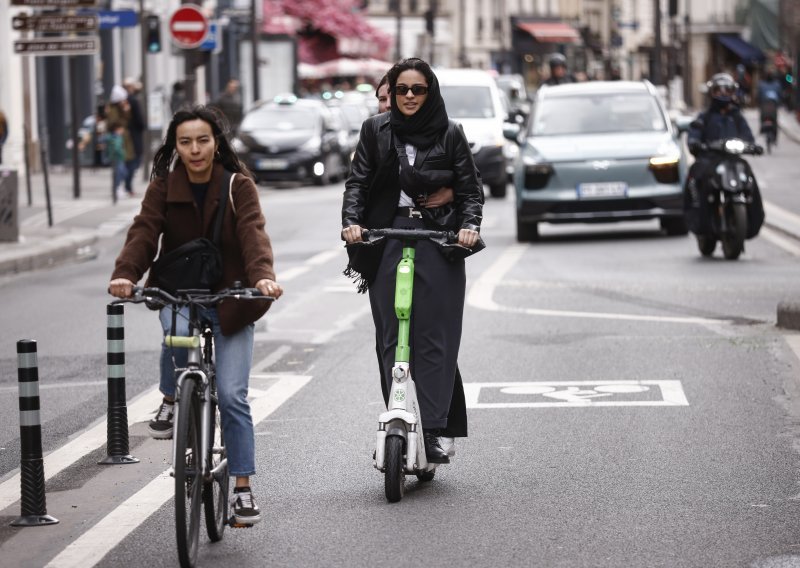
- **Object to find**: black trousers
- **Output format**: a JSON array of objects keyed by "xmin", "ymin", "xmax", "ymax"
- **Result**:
[{"xmin": 368, "ymin": 215, "xmax": 467, "ymax": 434}]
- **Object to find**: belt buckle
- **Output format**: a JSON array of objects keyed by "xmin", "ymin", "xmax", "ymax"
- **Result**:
[{"xmin": 409, "ymin": 208, "xmax": 422, "ymax": 219}]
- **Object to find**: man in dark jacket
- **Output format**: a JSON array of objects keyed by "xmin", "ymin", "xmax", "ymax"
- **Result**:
[
  {"xmin": 123, "ymin": 78, "xmax": 146, "ymax": 193},
  {"xmin": 212, "ymin": 79, "xmax": 244, "ymax": 134},
  {"xmin": 543, "ymin": 53, "xmax": 575, "ymax": 86}
]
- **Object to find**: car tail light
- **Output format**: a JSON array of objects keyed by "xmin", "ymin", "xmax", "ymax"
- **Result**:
[
  {"xmin": 524, "ymin": 164, "xmax": 553, "ymax": 189},
  {"xmin": 648, "ymin": 155, "xmax": 679, "ymax": 184}
]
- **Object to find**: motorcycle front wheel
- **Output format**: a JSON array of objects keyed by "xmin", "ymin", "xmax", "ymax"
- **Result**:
[{"xmin": 721, "ymin": 203, "xmax": 747, "ymax": 260}]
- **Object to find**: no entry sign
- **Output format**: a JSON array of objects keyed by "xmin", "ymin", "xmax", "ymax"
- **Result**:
[{"xmin": 169, "ymin": 4, "xmax": 208, "ymax": 49}]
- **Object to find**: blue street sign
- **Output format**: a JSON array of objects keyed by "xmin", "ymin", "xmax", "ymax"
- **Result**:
[
  {"xmin": 199, "ymin": 22, "xmax": 218, "ymax": 52},
  {"xmin": 97, "ymin": 10, "xmax": 138, "ymax": 29}
]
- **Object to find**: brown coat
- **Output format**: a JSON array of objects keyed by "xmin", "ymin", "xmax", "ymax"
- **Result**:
[{"xmin": 112, "ymin": 162, "xmax": 276, "ymax": 334}]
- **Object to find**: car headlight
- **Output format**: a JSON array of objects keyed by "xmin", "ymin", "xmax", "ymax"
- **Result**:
[
  {"xmin": 232, "ymin": 137, "xmax": 248, "ymax": 154},
  {"xmin": 299, "ymin": 136, "xmax": 322, "ymax": 153},
  {"xmin": 523, "ymin": 160, "xmax": 553, "ymax": 189},
  {"xmin": 724, "ymin": 139, "xmax": 746, "ymax": 154},
  {"xmin": 648, "ymin": 153, "xmax": 680, "ymax": 183}
]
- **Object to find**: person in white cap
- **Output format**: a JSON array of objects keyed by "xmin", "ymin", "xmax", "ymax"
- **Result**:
[{"xmin": 105, "ymin": 85, "xmax": 135, "ymax": 197}]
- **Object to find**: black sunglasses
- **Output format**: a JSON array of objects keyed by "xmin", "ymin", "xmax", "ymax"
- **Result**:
[{"xmin": 394, "ymin": 84, "xmax": 429, "ymax": 96}]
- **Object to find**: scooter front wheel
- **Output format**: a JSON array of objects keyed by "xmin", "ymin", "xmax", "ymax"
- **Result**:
[
  {"xmin": 721, "ymin": 203, "xmax": 747, "ymax": 260},
  {"xmin": 696, "ymin": 235, "xmax": 716, "ymax": 257},
  {"xmin": 384, "ymin": 436, "xmax": 405, "ymax": 503}
]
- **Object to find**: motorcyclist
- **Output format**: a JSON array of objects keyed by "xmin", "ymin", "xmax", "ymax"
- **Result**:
[
  {"xmin": 685, "ymin": 72, "xmax": 760, "ymax": 236},
  {"xmin": 543, "ymin": 53, "xmax": 575, "ymax": 86}
]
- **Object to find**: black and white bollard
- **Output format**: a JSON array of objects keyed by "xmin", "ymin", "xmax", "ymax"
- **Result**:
[
  {"xmin": 11, "ymin": 340, "xmax": 58, "ymax": 527},
  {"xmin": 98, "ymin": 303, "xmax": 139, "ymax": 465}
]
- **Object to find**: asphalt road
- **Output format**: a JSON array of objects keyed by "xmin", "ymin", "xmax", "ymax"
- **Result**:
[{"xmin": 2, "ymin": 132, "xmax": 800, "ymax": 566}]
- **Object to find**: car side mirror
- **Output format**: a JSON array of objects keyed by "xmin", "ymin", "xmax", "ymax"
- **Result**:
[
  {"xmin": 673, "ymin": 115, "xmax": 693, "ymax": 134},
  {"xmin": 503, "ymin": 123, "xmax": 522, "ymax": 143}
]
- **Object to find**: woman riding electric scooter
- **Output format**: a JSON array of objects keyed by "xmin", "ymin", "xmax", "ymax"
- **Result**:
[{"xmin": 341, "ymin": 57, "xmax": 485, "ymax": 464}]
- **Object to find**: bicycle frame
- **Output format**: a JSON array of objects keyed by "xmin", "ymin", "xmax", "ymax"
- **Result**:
[{"xmin": 168, "ymin": 307, "xmax": 225, "ymax": 485}]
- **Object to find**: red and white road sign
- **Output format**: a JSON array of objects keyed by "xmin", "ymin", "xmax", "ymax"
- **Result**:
[{"xmin": 169, "ymin": 4, "xmax": 208, "ymax": 49}]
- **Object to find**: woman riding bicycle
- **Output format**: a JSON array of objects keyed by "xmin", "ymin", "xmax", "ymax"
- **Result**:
[
  {"xmin": 108, "ymin": 106, "xmax": 283, "ymax": 526},
  {"xmin": 341, "ymin": 57, "xmax": 484, "ymax": 463}
]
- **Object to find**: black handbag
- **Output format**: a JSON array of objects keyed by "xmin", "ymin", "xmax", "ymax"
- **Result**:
[{"xmin": 151, "ymin": 170, "xmax": 233, "ymax": 293}]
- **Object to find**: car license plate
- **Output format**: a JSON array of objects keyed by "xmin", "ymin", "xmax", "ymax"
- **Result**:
[
  {"xmin": 577, "ymin": 182, "xmax": 628, "ymax": 198},
  {"xmin": 257, "ymin": 159, "xmax": 289, "ymax": 170}
]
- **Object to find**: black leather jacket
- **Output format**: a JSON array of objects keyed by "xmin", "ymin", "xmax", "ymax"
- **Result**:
[{"xmin": 342, "ymin": 112, "xmax": 483, "ymax": 232}]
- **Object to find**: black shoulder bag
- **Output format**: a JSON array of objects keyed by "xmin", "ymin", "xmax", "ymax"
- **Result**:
[{"xmin": 151, "ymin": 170, "xmax": 233, "ymax": 293}]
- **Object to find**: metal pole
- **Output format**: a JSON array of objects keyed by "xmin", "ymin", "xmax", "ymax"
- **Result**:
[
  {"xmin": 99, "ymin": 303, "xmax": 139, "ymax": 465},
  {"xmin": 40, "ymin": 129, "xmax": 52, "ymax": 228},
  {"xmin": 395, "ymin": 1, "xmax": 402, "ymax": 61},
  {"xmin": 683, "ymin": 1, "xmax": 692, "ymax": 107},
  {"xmin": 22, "ymin": 31, "xmax": 33, "ymax": 207},
  {"xmin": 653, "ymin": 0, "xmax": 663, "ymax": 85},
  {"xmin": 69, "ymin": 55, "xmax": 81, "ymax": 199},
  {"xmin": 11, "ymin": 340, "xmax": 58, "ymax": 527},
  {"xmin": 250, "ymin": 0, "xmax": 259, "ymax": 102},
  {"xmin": 140, "ymin": 0, "xmax": 150, "ymax": 182}
]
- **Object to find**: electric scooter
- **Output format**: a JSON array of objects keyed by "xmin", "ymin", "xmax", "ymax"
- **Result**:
[{"xmin": 353, "ymin": 227, "xmax": 462, "ymax": 503}]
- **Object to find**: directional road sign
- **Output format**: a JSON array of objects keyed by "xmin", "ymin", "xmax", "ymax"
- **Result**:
[
  {"xmin": 11, "ymin": 0, "xmax": 97, "ymax": 6},
  {"xmin": 169, "ymin": 4, "xmax": 209, "ymax": 49},
  {"xmin": 14, "ymin": 37, "xmax": 99, "ymax": 56},
  {"xmin": 12, "ymin": 14, "xmax": 98, "ymax": 32}
]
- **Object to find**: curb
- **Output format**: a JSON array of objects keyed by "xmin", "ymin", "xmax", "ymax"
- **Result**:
[{"xmin": 0, "ymin": 233, "xmax": 98, "ymax": 277}]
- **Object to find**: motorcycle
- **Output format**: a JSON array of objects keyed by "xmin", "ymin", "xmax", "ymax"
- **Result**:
[{"xmin": 686, "ymin": 138, "xmax": 764, "ymax": 260}]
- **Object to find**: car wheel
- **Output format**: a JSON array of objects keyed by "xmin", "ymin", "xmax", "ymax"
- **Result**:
[
  {"xmin": 660, "ymin": 216, "xmax": 689, "ymax": 236},
  {"xmin": 489, "ymin": 182, "xmax": 507, "ymax": 198},
  {"xmin": 516, "ymin": 217, "xmax": 539, "ymax": 242}
]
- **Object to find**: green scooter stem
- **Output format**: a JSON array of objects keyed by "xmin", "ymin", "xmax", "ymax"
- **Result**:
[{"xmin": 394, "ymin": 245, "xmax": 415, "ymax": 363}]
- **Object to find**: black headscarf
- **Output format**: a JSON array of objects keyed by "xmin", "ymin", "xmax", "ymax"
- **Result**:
[{"xmin": 389, "ymin": 66, "xmax": 449, "ymax": 150}]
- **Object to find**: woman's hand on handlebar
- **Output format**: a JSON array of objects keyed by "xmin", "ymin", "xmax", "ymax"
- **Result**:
[
  {"xmin": 417, "ymin": 186, "xmax": 454, "ymax": 208},
  {"xmin": 341, "ymin": 224, "xmax": 364, "ymax": 244},
  {"xmin": 255, "ymin": 278, "xmax": 283, "ymax": 299},
  {"xmin": 108, "ymin": 278, "xmax": 135, "ymax": 298},
  {"xmin": 458, "ymin": 228, "xmax": 479, "ymax": 248}
]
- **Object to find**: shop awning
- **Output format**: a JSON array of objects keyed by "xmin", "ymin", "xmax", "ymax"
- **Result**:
[
  {"xmin": 716, "ymin": 34, "xmax": 766, "ymax": 64},
  {"xmin": 517, "ymin": 22, "xmax": 580, "ymax": 44}
]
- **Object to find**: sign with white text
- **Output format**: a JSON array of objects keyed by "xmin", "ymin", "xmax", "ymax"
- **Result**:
[{"xmin": 14, "ymin": 37, "xmax": 99, "ymax": 56}]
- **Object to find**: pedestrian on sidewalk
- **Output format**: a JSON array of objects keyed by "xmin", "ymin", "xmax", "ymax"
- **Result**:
[
  {"xmin": 0, "ymin": 108, "xmax": 7, "ymax": 164},
  {"xmin": 123, "ymin": 78, "xmax": 146, "ymax": 193},
  {"xmin": 211, "ymin": 79, "xmax": 243, "ymax": 135},
  {"xmin": 107, "ymin": 122, "xmax": 127, "ymax": 201},
  {"xmin": 106, "ymin": 85, "xmax": 136, "ymax": 197}
]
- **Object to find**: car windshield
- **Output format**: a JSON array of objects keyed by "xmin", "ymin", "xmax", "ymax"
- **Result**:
[
  {"xmin": 531, "ymin": 93, "xmax": 667, "ymax": 136},
  {"xmin": 241, "ymin": 107, "xmax": 320, "ymax": 131},
  {"xmin": 440, "ymin": 86, "xmax": 496, "ymax": 119}
]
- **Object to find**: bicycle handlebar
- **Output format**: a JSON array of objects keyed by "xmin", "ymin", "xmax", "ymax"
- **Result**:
[
  {"xmin": 111, "ymin": 284, "xmax": 275, "ymax": 308},
  {"xmin": 362, "ymin": 228, "xmax": 457, "ymax": 243}
]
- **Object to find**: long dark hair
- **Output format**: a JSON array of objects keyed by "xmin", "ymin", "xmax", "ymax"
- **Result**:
[{"xmin": 151, "ymin": 105, "xmax": 252, "ymax": 181}]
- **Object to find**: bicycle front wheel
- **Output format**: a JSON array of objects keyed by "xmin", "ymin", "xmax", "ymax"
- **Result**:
[
  {"xmin": 203, "ymin": 399, "xmax": 228, "ymax": 541},
  {"xmin": 175, "ymin": 377, "xmax": 203, "ymax": 568}
]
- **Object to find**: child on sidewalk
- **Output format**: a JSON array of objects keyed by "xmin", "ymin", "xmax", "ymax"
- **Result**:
[{"xmin": 107, "ymin": 122, "xmax": 128, "ymax": 201}]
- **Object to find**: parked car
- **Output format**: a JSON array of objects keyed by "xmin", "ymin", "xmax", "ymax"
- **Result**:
[
  {"xmin": 509, "ymin": 80, "xmax": 688, "ymax": 241},
  {"xmin": 436, "ymin": 68, "xmax": 510, "ymax": 198},
  {"xmin": 325, "ymin": 95, "xmax": 371, "ymax": 167},
  {"xmin": 233, "ymin": 95, "xmax": 349, "ymax": 186}
]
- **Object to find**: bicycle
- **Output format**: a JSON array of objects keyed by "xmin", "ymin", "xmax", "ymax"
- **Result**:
[
  {"xmin": 351, "ymin": 227, "xmax": 467, "ymax": 502},
  {"xmin": 113, "ymin": 284, "xmax": 273, "ymax": 568}
]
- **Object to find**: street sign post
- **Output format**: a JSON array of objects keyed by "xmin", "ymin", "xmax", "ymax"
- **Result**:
[
  {"xmin": 14, "ymin": 38, "xmax": 99, "ymax": 56},
  {"xmin": 12, "ymin": 14, "xmax": 98, "ymax": 32},
  {"xmin": 169, "ymin": 4, "xmax": 209, "ymax": 50}
]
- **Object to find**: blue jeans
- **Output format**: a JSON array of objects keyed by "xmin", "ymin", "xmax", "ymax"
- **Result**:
[
  {"xmin": 159, "ymin": 307, "xmax": 256, "ymax": 477},
  {"xmin": 113, "ymin": 161, "xmax": 127, "ymax": 193}
]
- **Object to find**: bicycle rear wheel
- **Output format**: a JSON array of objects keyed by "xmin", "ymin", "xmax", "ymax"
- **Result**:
[
  {"xmin": 175, "ymin": 377, "xmax": 203, "ymax": 568},
  {"xmin": 203, "ymin": 399, "xmax": 228, "ymax": 541}
]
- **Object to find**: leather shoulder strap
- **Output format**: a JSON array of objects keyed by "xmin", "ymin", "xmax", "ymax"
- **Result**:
[{"xmin": 212, "ymin": 169, "xmax": 233, "ymax": 245}]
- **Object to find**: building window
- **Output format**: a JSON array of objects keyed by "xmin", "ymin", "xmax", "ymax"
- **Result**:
[
  {"xmin": 477, "ymin": 17, "xmax": 484, "ymax": 41},
  {"xmin": 493, "ymin": 17, "xmax": 502, "ymax": 40}
]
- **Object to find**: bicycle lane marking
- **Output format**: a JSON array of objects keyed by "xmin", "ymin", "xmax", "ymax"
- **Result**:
[
  {"xmin": 44, "ymin": 373, "xmax": 312, "ymax": 568},
  {"xmin": 467, "ymin": 243, "xmax": 732, "ymax": 327}
]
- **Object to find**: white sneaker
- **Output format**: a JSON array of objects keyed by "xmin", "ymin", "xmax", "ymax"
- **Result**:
[{"xmin": 438, "ymin": 436, "xmax": 455, "ymax": 457}]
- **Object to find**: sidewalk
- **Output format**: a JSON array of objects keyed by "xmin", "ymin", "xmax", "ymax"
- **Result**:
[{"xmin": 0, "ymin": 165, "xmax": 147, "ymax": 276}]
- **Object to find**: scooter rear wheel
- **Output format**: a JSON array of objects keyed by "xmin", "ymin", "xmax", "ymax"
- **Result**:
[
  {"xmin": 416, "ymin": 470, "xmax": 435, "ymax": 482},
  {"xmin": 384, "ymin": 436, "xmax": 405, "ymax": 503},
  {"xmin": 697, "ymin": 235, "xmax": 716, "ymax": 257}
]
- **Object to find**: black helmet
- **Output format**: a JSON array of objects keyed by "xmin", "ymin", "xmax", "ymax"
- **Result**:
[
  {"xmin": 548, "ymin": 53, "xmax": 567, "ymax": 69},
  {"xmin": 706, "ymin": 72, "xmax": 737, "ymax": 101}
]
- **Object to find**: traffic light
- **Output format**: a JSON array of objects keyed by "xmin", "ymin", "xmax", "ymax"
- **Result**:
[{"xmin": 146, "ymin": 14, "xmax": 161, "ymax": 53}]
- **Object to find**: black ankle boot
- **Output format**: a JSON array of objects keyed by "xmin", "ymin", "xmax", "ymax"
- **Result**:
[{"xmin": 423, "ymin": 430, "xmax": 450, "ymax": 464}]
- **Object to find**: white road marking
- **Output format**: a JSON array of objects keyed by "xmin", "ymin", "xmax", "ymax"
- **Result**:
[
  {"xmin": 44, "ymin": 374, "xmax": 311, "ymax": 568},
  {"xmin": 467, "ymin": 244, "xmax": 728, "ymax": 326},
  {"xmin": 464, "ymin": 380, "xmax": 689, "ymax": 408},
  {"xmin": 761, "ymin": 226, "xmax": 800, "ymax": 256},
  {"xmin": 278, "ymin": 265, "xmax": 310, "ymax": 282}
]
